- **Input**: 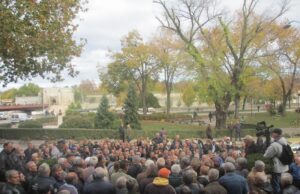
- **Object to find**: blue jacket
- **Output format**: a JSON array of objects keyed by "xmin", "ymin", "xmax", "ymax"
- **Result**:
[
  {"xmin": 290, "ymin": 163, "xmax": 300, "ymax": 181},
  {"xmin": 219, "ymin": 172, "xmax": 248, "ymax": 194}
]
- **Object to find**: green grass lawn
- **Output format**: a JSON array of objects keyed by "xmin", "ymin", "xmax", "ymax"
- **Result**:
[{"xmin": 242, "ymin": 112, "xmax": 300, "ymax": 128}]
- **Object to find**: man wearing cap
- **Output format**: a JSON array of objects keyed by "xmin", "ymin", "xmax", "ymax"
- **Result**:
[
  {"xmin": 264, "ymin": 128, "xmax": 289, "ymax": 194},
  {"xmin": 144, "ymin": 167, "xmax": 176, "ymax": 194}
]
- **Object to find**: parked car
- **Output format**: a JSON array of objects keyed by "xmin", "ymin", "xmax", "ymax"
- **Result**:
[
  {"xmin": 11, "ymin": 113, "xmax": 31, "ymax": 123},
  {"xmin": 291, "ymin": 143, "xmax": 300, "ymax": 154},
  {"xmin": 0, "ymin": 112, "xmax": 7, "ymax": 120}
]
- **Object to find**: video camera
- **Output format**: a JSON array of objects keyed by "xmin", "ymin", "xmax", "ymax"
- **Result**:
[
  {"xmin": 255, "ymin": 121, "xmax": 274, "ymax": 151},
  {"xmin": 256, "ymin": 121, "xmax": 273, "ymax": 137}
]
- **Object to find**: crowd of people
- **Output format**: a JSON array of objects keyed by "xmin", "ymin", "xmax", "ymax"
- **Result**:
[{"xmin": 0, "ymin": 127, "xmax": 299, "ymax": 194}]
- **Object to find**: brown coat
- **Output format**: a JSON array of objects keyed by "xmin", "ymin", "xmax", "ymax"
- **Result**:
[{"xmin": 203, "ymin": 181, "xmax": 228, "ymax": 194}]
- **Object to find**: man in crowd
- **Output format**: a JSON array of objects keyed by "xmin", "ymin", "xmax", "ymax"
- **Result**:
[{"xmin": 264, "ymin": 128, "xmax": 289, "ymax": 194}]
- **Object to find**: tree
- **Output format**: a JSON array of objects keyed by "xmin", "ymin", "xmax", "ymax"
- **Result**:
[
  {"xmin": 217, "ymin": 0, "xmax": 288, "ymax": 118},
  {"xmin": 138, "ymin": 93, "xmax": 161, "ymax": 109},
  {"xmin": 150, "ymin": 29, "xmax": 186, "ymax": 115},
  {"xmin": 103, "ymin": 31, "xmax": 158, "ymax": 115},
  {"xmin": 17, "ymin": 83, "xmax": 40, "ymax": 97},
  {"xmin": 123, "ymin": 84, "xmax": 141, "ymax": 130},
  {"xmin": 79, "ymin": 80, "xmax": 97, "ymax": 95},
  {"xmin": 95, "ymin": 96, "xmax": 114, "ymax": 129},
  {"xmin": 182, "ymin": 84, "xmax": 196, "ymax": 111},
  {"xmin": 155, "ymin": 0, "xmax": 289, "ymax": 128},
  {"xmin": 0, "ymin": 88, "xmax": 18, "ymax": 99},
  {"xmin": 260, "ymin": 24, "xmax": 300, "ymax": 114},
  {"xmin": 0, "ymin": 0, "xmax": 86, "ymax": 86}
]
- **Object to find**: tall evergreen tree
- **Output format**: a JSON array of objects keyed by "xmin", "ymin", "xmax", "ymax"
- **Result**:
[
  {"xmin": 123, "ymin": 85, "xmax": 141, "ymax": 130},
  {"xmin": 95, "ymin": 96, "xmax": 114, "ymax": 129}
]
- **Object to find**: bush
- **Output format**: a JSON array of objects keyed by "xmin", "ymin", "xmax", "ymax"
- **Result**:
[
  {"xmin": 60, "ymin": 115, "xmax": 93, "ymax": 129},
  {"xmin": 0, "ymin": 127, "xmax": 257, "ymax": 140},
  {"xmin": 246, "ymin": 153, "xmax": 273, "ymax": 174},
  {"xmin": 295, "ymin": 108, "xmax": 300, "ymax": 113},
  {"xmin": 19, "ymin": 120, "xmax": 43, "ymax": 128}
]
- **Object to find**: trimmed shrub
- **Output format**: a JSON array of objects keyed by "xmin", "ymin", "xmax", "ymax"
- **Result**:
[
  {"xmin": 19, "ymin": 120, "xmax": 43, "ymax": 128},
  {"xmin": 60, "ymin": 115, "xmax": 93, "ymax": 129}
]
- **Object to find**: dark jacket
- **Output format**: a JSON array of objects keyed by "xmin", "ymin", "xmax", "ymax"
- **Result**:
[
  {"xmin": 4, "ymin": 183, "xmax": 27, "ymax": 194},
  {"xmin": 282, "ymin": 185, "xmax": 299, "ymax": 194},
  {"xmin": 29, "ymin": 175, "xmax": 58, "ymax": 194},
  {"xmin": 83, "ymin": 179, "xmax": 115, "ymax": 194},
  {"xmin": 139, "ymin": 177, "xmax": 154, "ymax": 194},
  {"xmin": 176, "ymin": 183, "xmax": 203, "ymax": 194},
  {"xmin": 128, "ymin": 163, "xmax": 142, "ymax": 179},
  {"xmin": 169, "ymin": 174, "xmax": 182, "ymax": 188},
  {"xmin": 203, "ymin": 181, "xmax": 227, "ymax": 194},
  {"xmin": 250, "ymin": 182, "xmax": 273, "ymax": 194},
  {"xmin": 245, "ymin": 143, "xmax": 258, "ymax": 157},
  {"xmin": 144, "ymin": 177, "xmax": 176, "ymax": 194},
  {"xmin": 219, "ymin": 172, "xmax": 249, "ymax": 194}
]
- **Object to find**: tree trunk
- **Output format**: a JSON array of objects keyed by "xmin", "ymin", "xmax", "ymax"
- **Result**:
[
  {"xmin": 215, "ymin": 103, "xmax": 227, "ymax": 129},
  {"xmin": 142, "ymin": 81, "xmax": 147, "ymax": 115},
  {"xmin": 242, "ymin": 96, "xmax": 247, "ymax": 111},
  {"xmin": 234, "ymin": 93, "xmax": 240, "ymax": 119},
  {"xmin": 166, "ymin": 87, "xmax": 171, "ymax": 116},
  {"xmin": 281, "ymin": 94, "xmax": 288, "ymax": 115}
]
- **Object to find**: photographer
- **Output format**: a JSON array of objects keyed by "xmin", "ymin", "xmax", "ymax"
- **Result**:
[{"xmin": 263, "ymin": 128, "xmax": 289, "ymax": 194}]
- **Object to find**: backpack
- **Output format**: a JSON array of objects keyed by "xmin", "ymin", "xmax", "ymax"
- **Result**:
[{"xmin": 278, "ymin": 143, "xmax": 294, "ymax": 165}]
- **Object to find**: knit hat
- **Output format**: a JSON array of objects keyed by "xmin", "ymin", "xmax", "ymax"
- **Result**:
[{"xmin": 158, "ymin": 168, "xmax": 171, "ymax": 178}]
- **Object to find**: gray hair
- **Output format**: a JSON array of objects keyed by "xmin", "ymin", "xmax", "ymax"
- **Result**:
[
  {"xmin": 236, "ymin": 157, "xmax": 247, "ymax": 169},
  {"xmin": 225, "ymin": 157, "xmax": 235, "ymax": 164},
  {"xmin": 208, "ymin": 168, "xmax": 219, "ymax": 181},
  {"xmin": 281, "ymin": 173, "xmax": 293, "ymax": 186},
  {"xmin": 57, "ymin": 190, "xmax": 71, "ymax": 194},
  {"xmin": 5, "ymin": 170, "xmax": 18, "ymax": 180},
  {"xmin": 57, "ymin": 158, "xmax": 67, "ymax": 165},
  {"xmin": 156, "ymin": 157, "xmax": 165, "ymax": 168},
  {"xmin": 38, "ymin": 163, "xmax": 50, "ymax": 176},
  {"xmin": 181, "ymin": 157, "xmax": 191, "ymax": 168},
  {"xmin": 223, "ymin": 162, "xmax": 236, "ymax": 173},
  {"xmin": 182, "ymin": 170, "xmax": 197, "ymax": 185},
  {"xmin": 132, "ymin": 155, "xmax": 141, "ymax": 163},
  {"xmin": 88, "ymin": 156, "xmax": 98, "ymax": 167},
  {"xmin": 116, "ymin": 176, "xmax": 127, "ymax": 189},
  {"xmin": 145, "ymin": 159, "xmax": 154, "ymax": 167},
  {"xmin": 254, "ymin": 160, "xmax": 265, "ymax": 172},
  {"xmin": 93, "ymin": 167, "xmax": 106, "ymax": 180},
  {"xmin": 171, "ymin": 164, "xmax": 181, "ymax": 175}
]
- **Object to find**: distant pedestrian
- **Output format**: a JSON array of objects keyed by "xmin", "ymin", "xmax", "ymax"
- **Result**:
[
  {"xmin": 206, "ymin": 124, "xmax": 213, "ymax": 140},
  {"xmin": 208, "ymin": 112, "xmax": 213, "ymax": 123},
  {"xmin": 119, "ymin": 124, "xmax": 125, "ymax": 142},
  {"xmin": 257, "ymin": 106, "xmax": 260, "ymax": 112}
]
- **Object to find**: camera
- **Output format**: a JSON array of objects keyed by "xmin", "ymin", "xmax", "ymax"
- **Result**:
[
  {"xmin": 255, "ymin": 121, "xmax": 274, "ymax": 151},
  {"xmin": 256, "ymin": 121, "xmax": 273, "ymax": 137}
]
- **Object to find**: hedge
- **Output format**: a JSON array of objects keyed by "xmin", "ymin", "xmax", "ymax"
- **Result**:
[{"xmin": 0, "ymin": 127, "xmax": 257, "ymax": 140}]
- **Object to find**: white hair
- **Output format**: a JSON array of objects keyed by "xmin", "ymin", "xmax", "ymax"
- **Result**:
[{"xmin": 171, "ymin": 164, "xmax": 181, "ymax": 174}]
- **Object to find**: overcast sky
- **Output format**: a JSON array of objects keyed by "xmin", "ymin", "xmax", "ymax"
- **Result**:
[{"xmin": 2, "ymin": 0, "xmax": 300, "ymax": 90}]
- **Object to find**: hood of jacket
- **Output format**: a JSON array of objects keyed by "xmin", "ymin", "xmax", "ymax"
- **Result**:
[{"xmin": 153, "ymin": 177, "xmax": 169, "ymax": 186}]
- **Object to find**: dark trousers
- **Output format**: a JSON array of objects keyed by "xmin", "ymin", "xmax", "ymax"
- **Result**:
[{"xmin": 271, "ymin": 173, "xmax": 282, "ymax": 194}]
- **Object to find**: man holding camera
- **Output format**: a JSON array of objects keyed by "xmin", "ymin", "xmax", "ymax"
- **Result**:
[{"xmin": 264, "ymin": 128, "xmax": 289, "ymax": 194}]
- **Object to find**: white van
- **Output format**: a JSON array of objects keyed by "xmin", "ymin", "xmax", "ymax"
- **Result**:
[
  {"xmin": 0, "ymin": 112, "xmax": 7, "ymax": 120},
  {"xmin": 11, "ymin": 113, "xmax": 31, "ymax": 123}
]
